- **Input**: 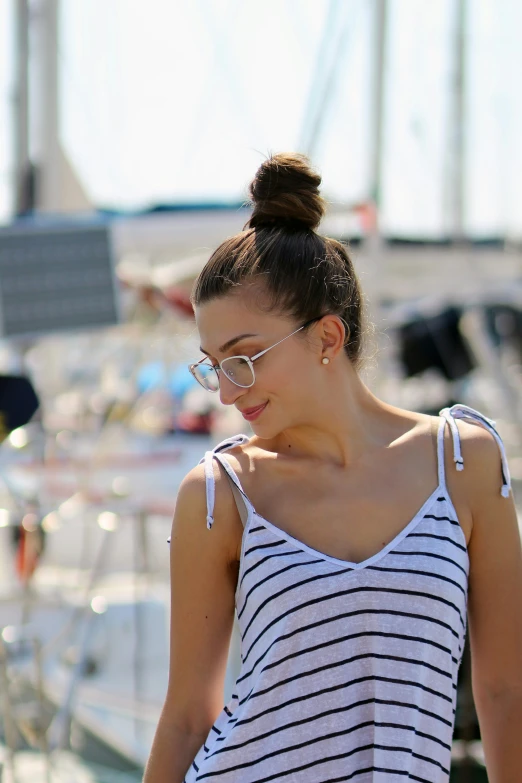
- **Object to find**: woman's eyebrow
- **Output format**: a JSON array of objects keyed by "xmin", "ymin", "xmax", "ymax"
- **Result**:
[{"xmin": 199, "ymin": 333, "xmax": 260, "ymax": 355}]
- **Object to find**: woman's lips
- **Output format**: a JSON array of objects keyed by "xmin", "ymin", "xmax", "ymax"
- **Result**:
[{"xmin": 241, "ymin": 402, "xmax": 268, "ymax": 421}]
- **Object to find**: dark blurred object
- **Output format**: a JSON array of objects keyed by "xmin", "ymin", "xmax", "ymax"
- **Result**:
[
  {"xmin": 483, "ymin": 303, "xmax": 522, "ymax": 357},
  {"xmin": 0, "ymin": 374, "xmax": 39, "ymax": 438},
  {"xmin": 450, "ymin": 635, "xmax": 488, "ymax": 782},
  {"xmin": 15, "ymin": 162, "xmax": 38, "ymax": 217},
  {"xmin": 418, "ymin": 399, "xmax": 461, "ymax": 417},
  {"xmin": 398, "ymin": 306, "xmax": 476, "ymax": 381}
]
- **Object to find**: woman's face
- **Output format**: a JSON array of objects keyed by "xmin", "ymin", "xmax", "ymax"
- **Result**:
[{"xmin": 194, "ymin": 293, "xmax": 324, "ymax": 436}]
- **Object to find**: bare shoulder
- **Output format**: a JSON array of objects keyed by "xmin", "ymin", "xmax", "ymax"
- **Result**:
[
  {"xmin": 173, "ymin": 459, "xmax": 243, "ymax": 567},
  {"xmin": 426, "ymin": 412, "xmax": 507, "ymax": 546},
  {"xmin": 448, "ymin": 417, "xmax": 506, "ymax": 511}
]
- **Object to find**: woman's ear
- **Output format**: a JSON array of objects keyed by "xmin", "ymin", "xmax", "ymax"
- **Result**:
[{"xmin": 318, "ymin": 315, "xmax": 346, "ymax": 357}]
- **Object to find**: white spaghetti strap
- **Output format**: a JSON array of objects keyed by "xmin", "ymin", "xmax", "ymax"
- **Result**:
[
  {"xmin": 436, "ymin": 415, "xmax": 447, "ymax": 488},
  {"xmin": 439, "ymin": 403, "xmax": 511, "ymax": 498},
  {"xmin": 199, "ymin": 434, "xmax": 253, "ymax": 529}
]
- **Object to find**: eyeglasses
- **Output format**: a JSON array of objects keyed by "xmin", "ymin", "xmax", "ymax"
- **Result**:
[{"xmin": 189, "ymin": 316, "xmax": 324, "ymax": 392}]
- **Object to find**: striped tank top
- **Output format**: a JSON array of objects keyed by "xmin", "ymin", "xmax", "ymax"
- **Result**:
[{"xmin": 182, "ymin": 404, "xmax": 511, "ymax": 783}]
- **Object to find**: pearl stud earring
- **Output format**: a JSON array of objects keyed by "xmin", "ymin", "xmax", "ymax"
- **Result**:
[{"xmin": 322, "ymin": 357, "xmax": 330, "ymax": 365}]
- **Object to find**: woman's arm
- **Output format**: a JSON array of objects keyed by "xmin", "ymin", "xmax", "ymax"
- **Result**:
[
  {"xmin": 143, "ymin": 460, "xmax": 241, "ymax": 783},
  {"xmin": 461, "ymin": 423, "xmax": 522, "ymax": 783},
  {"xmin": 143, "ymin": 713, "xmax": 210, "ymax": 783}
]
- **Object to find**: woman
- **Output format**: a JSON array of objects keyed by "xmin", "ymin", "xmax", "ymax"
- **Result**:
[{"xmin": 144, "ymin": 153, "xmax": 522, "ymax": 782}]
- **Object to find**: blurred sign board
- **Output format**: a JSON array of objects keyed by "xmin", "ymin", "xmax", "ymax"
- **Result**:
[{"xmin": 0, "ymin": 220, "xmax": 120, "ymax": 339}]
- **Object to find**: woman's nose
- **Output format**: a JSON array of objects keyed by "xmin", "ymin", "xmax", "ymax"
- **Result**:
[{"xmin": 218, "ymin": 374, "xmax": 246, "ymax": 406}]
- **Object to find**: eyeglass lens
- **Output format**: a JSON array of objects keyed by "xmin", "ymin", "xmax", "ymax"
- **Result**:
[
  {"xmin": 192, "ymin": 362, "xmax": 219, "ymax": 391},
  {"xmin": 193, "ymin": 356, "xmax": 254, "ymax": 391},
  {"xmin": 220, "ymin": 357, "xmax": 253, "ymax": 387}
]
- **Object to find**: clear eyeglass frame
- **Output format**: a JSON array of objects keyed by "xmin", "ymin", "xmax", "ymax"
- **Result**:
[{"xmin": 189, "ymin": 316, "xmax": 325, "ymax": 392}]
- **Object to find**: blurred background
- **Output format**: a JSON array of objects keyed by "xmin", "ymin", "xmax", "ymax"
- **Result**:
[{"xmin": 0, "ymin": 1, "xmax": 521, "ymax": 780}]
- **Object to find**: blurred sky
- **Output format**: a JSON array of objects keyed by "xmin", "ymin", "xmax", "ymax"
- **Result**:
[{"xmin": 0, "ymin": 0, "xmax": 521, "ymax": 237}]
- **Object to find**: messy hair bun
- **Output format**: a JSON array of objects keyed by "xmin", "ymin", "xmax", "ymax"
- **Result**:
[{"xmin": 248, "ymin": 152, "xmax": 326, "ymax": 231}]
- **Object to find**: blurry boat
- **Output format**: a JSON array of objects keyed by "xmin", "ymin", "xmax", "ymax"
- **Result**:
[
  {"xmin": 0, "ymin": 382, "xmax": 239, "ymax": 778},
  {"xmin": 0, "ymin": 556, "xmax": 241, "ymax": 774}
]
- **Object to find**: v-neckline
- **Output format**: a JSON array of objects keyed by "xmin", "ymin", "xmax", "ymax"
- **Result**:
[{"xmin": 251, "ymin": 482, "xmax": 445, "ymax": 570}]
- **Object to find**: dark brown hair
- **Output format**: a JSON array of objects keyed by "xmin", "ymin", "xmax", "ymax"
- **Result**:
[{"xmin": 191, "ymin": 152, "xmax": 366, "ymax": 368}]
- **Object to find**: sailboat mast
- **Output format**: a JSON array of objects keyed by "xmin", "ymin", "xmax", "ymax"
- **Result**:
[
  {"xmin": 12, "ymin": 0, "xmax": 92, "ymax": 215},
  {"xmin": 452, "ymin": 0, "xmax": 466, "ymax": 240},
  {"xmin": 13, "ymin": 0, "xmax": 31, "ymax": 215},
  {"xmin": 369, "ymin": 0, "xmax": 387, "ymax": 219}
]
